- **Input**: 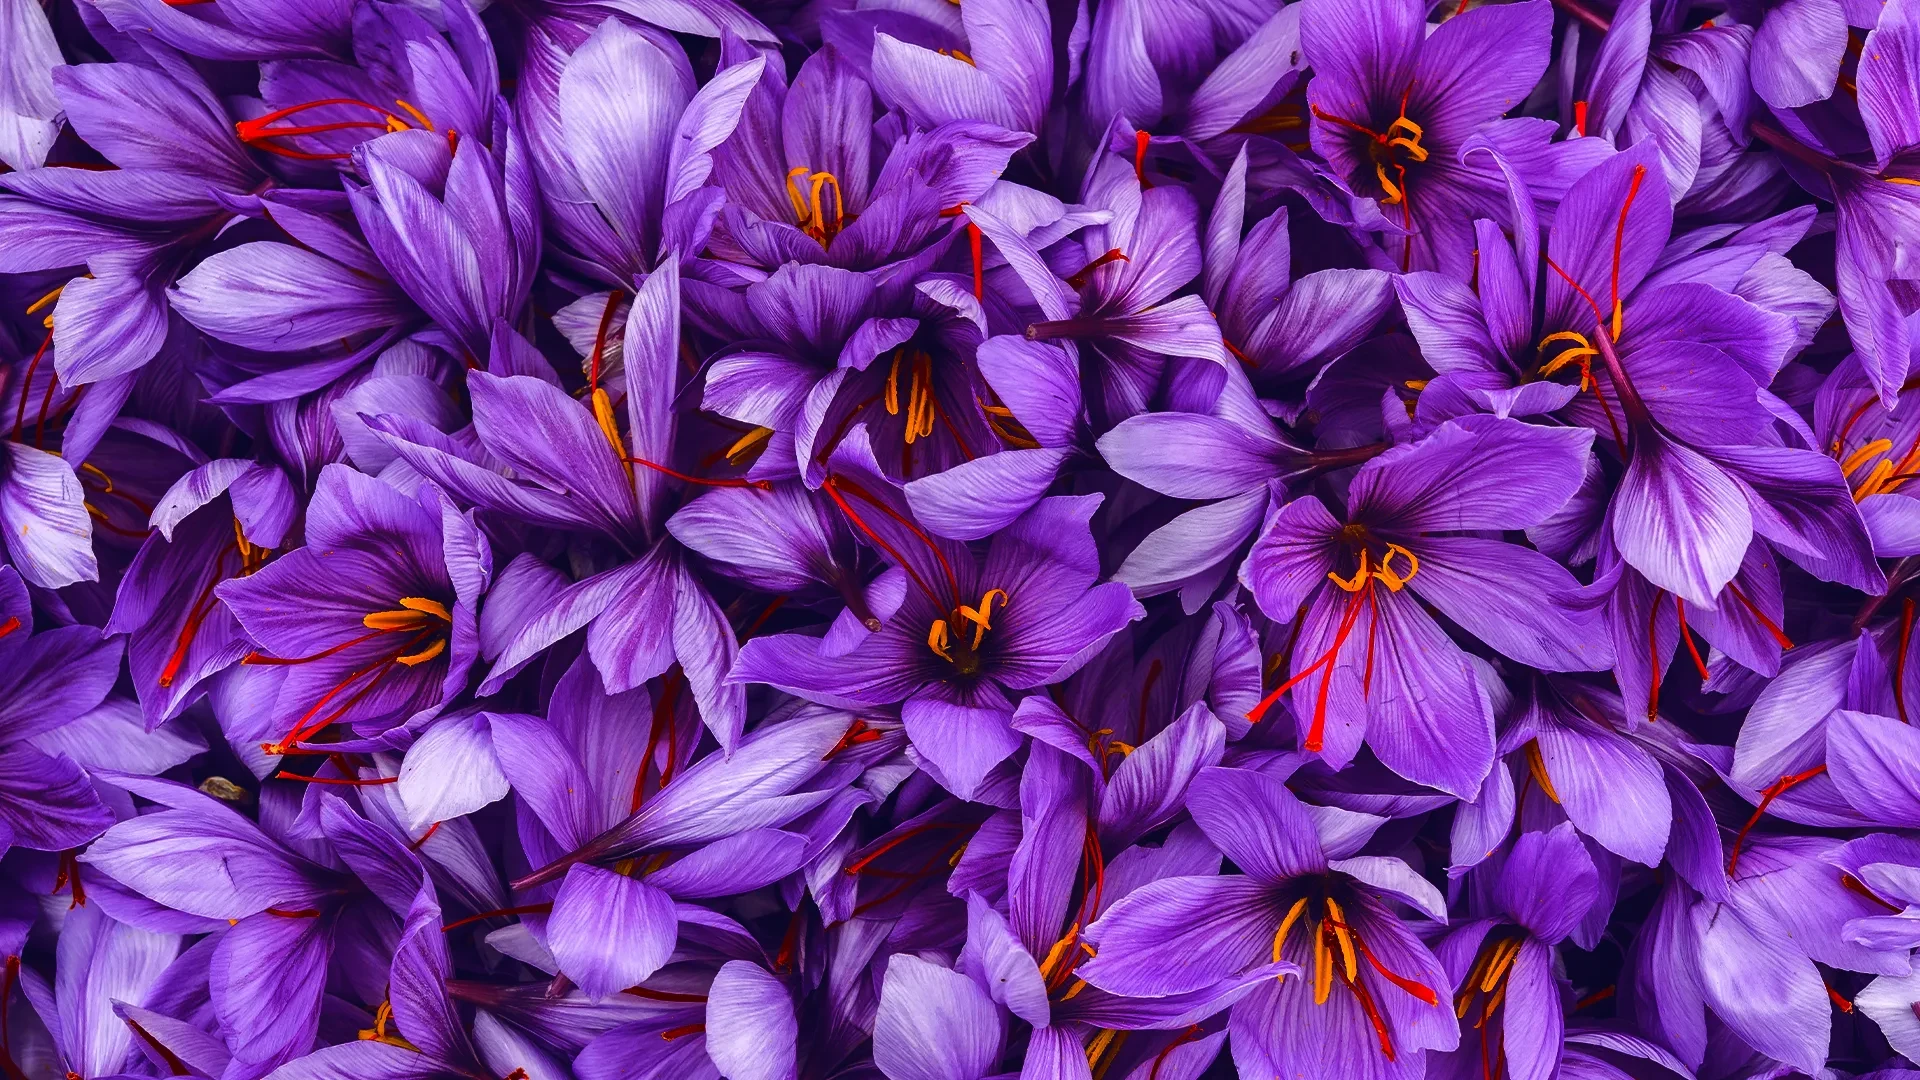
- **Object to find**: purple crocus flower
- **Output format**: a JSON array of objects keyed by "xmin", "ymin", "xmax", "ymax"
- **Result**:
[
  {"xmin": 0, "ymin": 564, "xmax": 123, "ymax": 856},
  {"xmin": 107, "ymin": 457, "xmax": 294, "ymax": 729},
  {"xmin": 502, "ymin": 694, "xmax": 898, "ymax": 898},
  {"xmin": 81, "ymin": 0, "xmax": 354, "ymax": 61},
  {"xmin": 696, "ymin": 263, "xmax": 995, "ymax": 487},
  {"xmin": 0, "ymin": 425, "xmax": 95, "ymax": 589},
  {"xmin": 1624, "ymin": 833, "xmax": 1912, "ymax": 1073},
  {"xmin": 1078, "ymin": 766, "xmax": 1457, "ymax": 1080},
  {"xmin": 0, "ymin": 58, "xmax": 265, "ymax": 389},
  {"xmin": 1792, "ymin": 0, "xmax": 1920, "ymax": 404},
  {"xmin": 1460, "ymin": 677, "xmax": 1726, "ymax": 899},
  {"xmin": 346, "ymin": 119, "xmax": 541, "ymax": 366},
  {"xmin": 1298, "ymin": 0, "xmax": 1597, "ymax": 274},
  {"xmin": 444, "ymin": 661, "xmax": 893, "ymax": 1001},
  {"xmin": 517, "ymin": 18, "xmax": 764, "ymax": 289},
  {"xmin": 260, "ymin": 878, "xmax": 557, "ymax": 1080},
  {"xmin": 168, "ymin": 190, "xmax": 429, "ymax": 405},
  {"xmin": 857, "ymin": 0, "xmax": 1055, "ymax": 137},
  {"xmin": 13, "ymin": 901, "xmax": 182, "ymax": 1080},
  {"xmin": 367, "ymin": 262, "xmax": 746, "ymax": 747},
  {"xmin": 1727, "ymin": 0, "xmax": 1873, "ymax": 109},
  {"xmin": 731, "ymin": 427, "xmax": 1143, "ymax": 799},
  {"xmin": 1815, "ymin": 354, "xmax": 1920, "ymax": 558},
  {"xmin": 216, "ymin": 464, "xmax": 490, "ymax": 754},
  {"xmin": 1432, "ymin": 825, "xmax": 1601, "ymax": 1080},
  {"xmin": 81, "ymin": 777, "xmax": 432, "ymax": 1074},
  {"xmin": 1398, "ymin": 146, "xmax": 1879, "ymax": 607},
  {"xmin": 709, "ymin": 44, "xmax": 1031, "ymax": 275},
  {"xmin": 1097, "ymin": 152, "xmax": 1396, "ymax": 603},
  {"xmin": 1243, "ymin": 414, "xmax": 1606, "ymax": 797},
  {"xmin": 971, "ymin": 149, "xmax": 1230, "ymax": 433}
]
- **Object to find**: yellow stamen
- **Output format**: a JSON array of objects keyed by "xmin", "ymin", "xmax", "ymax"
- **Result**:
[
  {"xmin": 1375, "ymin": 164, "xmax": 1404, "ymax": 204},
  {"xmin": 1889, "ymin": 176, "xmax": 1920, "ymax": 186},
  {"xmin": 25, "ymin": 285, "xmax": 64, "ymax": 316},
  {"xmin": 1375, "ymin": 544, "xmax": 1419, "ymax": 591},
  {"xmin": 392, "ymin": 99, "xmax": 433, "ymax": 131},
  {"xmin": 1857, "ymin": 458, "xmax": 1897, "ymax": 502},
  {"xmin": 785, "ymin": 166, "xmax": 813, "ymax": 223},
  {"xmin": 1325, "ymin": 899, "xmax": 1358, "ymax": 981},
  {"xmin": 357, "ymin": 1001, "xmax": 420, "ymax": 1051},
  {"xmin": 955, "ymin": 588, "xmax": 1008, "ymax": 649},
  {"xmin": 810, "ymin": 172, "xmax": 842, "ymax": 229},
  {"xmin": 396, "ymin": 639, "xmax": 447, "ymax": 666},
  {"xmin": 1480, "ymin": 937, "xmax": 1521, "ymax": 993},
  {"xmin": 1313, "ymin": 922, "xmax": 1334, "ymax": 1004},
  {"xmin": 1084, "ymin": 1029, "xmax": 1120, "ymax": 1068},
  {"xmin": 1036, "ymin": 923, "xmax": 1080, "ymax": 982},
  {"xmin": 885, "ymin": 350, "xmax": 903, "ymax": 415},
  {"xmin": 1843, "ymin": 438, "xmax": 1894, "ymax": 476},
  {"xmin": 1329, "ymin": 550, "xmax": 1372, "ymax": 592},
  {"xmin": 364, "ymin": 608, "xmax": 434, "ymax": 631},
  {"xmin": 591, "ymin": 387, "xmax": 634, "ymax": 485},
  {"xmin": 1525, "ymin": 741, "xmax": 1561, "ymax": 803},
  {"xmin": 725, "ymin": 426, "xmax": 774, "ymax": 464},
  {"xmin": 927, "ymin": 619, "xmax": 953, "ymax": 661},
  {"xmin": 1274, "ymin": 896, "xmax": 1309, "ymax": 963},
  {"xmin": 399, "ymin": 596, "xmax": 450, "ymax": 621},
  {"xmin": 1387, "ymin": 137, "xmax": 1428, "ymax": 162}
]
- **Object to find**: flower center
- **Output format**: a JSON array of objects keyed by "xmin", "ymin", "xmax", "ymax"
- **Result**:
[
  {"xmin": 1272, "ymin": 892, "xmax": 1437, "ymax": 1062},
  {"xmin": 786, "ymin": 167, "xmax": 848, "ymax": 244},
  {"xmin": 1453, "ymin": 928, "xmax": 1528, "ymax": 1067},
  {"xmin": 927, "ymin": 588, "xmax": 1007, "ymax": 675},
  {"xmin": 246, "ymin": 595, "xmax": 453, "ymax": 753}
]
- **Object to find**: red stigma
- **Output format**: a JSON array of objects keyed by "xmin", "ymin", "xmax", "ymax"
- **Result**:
[
  {"xmin": 823, "ymin": 717, "xmax": 883, "ymax": 759},
  {"xmin": 236, "ymin": 98, "xmax": 406, "ymax": 161},
  {"xmin": 1727, "ymin": 764, "xmax": 1828, "ymax": 874},
  {"xmin": 587, "ymin": 289, "xmax": 626, "ymax": 392},
  {"xmin": 1066, "ymin": 248, "xmax": 1131, "ymax": 290},
  {"xmin": 440, "ymin": 902, "xmax": 555, "ymax": 933}
]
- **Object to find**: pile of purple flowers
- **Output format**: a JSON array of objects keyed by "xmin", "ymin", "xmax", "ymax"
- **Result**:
[{"xmin": 9, "ymin": 0, "xmax": 1920, "ymax": 1074}]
